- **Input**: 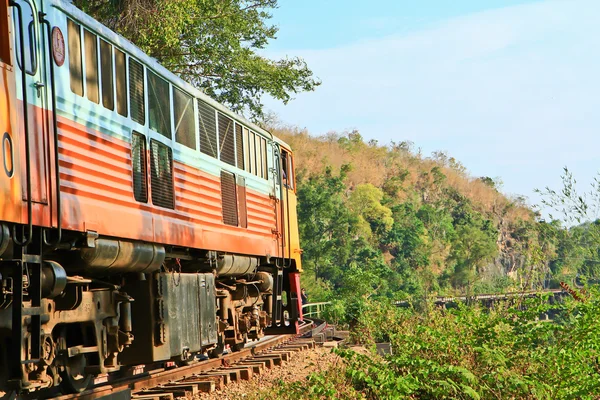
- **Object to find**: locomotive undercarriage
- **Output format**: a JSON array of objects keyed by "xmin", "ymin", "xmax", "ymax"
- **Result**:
[{"xmin": 0, "ymin": 225, "xmax": 293, "ymax": 397}]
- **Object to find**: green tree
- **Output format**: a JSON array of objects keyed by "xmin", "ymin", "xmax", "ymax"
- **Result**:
[{"xmin": 74, "ymin": 0, "xmax": 320, "ymax": 118}]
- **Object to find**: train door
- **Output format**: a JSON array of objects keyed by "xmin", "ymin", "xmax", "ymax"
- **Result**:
[{"xmin": 11, "ymin": 0, "xmax": 49, "ymax": 210}]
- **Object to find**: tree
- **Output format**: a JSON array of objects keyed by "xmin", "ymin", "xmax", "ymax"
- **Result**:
[{"xmin": 74, "ymin": 0, "xmax": 320, "ymax": 119}]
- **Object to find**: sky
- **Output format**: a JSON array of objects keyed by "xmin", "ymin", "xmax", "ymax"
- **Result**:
[{"xmin": 263, "ymin": 0, "xmax": 600, "ymax": 217}]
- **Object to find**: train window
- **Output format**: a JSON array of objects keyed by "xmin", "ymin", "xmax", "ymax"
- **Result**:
[
  {"xmin": 198, "ymin": 100, "xmax": 217, "ymax": 158},
  {"xmin": 281, "ymin": 150, "xmax": 293, "ymax": 189},
  {"xmin": 254, "ymin": 134, "xmax": 262, "ymax": 178},
  {"xmin": 0, "ymin": 1, "xmax": 10, "ymax": 64},
  {"xmin": 261, "ymin": 137, "xmax": 268, "ymax": 180},
  {"xmin": 220, "ymin": 170, "xmax": 238, "ymax": 226},
  {"xmin": 173, "ymin": 87, "xmax": 195, "ymax": 149},
  {"xmin": 150, "ymin": 140, "xmax": 174, "ymax": 209},
  {"xmin": 218, "ymin": 112, "xmax": 235, "ymax": 166},
  {"xmin": 114, "ymin": 48, "xmax": 127, "ymax": 117},
  {"xmin": 235, "ymin": 123, "xmax": 243, "ymax": 169},
  {"xmin": 99, "ymin": 39, "xmax": 114, "ymax": 111},
  {"xmin": 67, "ymin": 19, "xmax": 83, "ymax": 96},
  {"xmin": 84, "ymin": 29, "xmax": 99, "ymax": 104},
  {"xmin": 12, "ymin": 0, "xmax": 37, "ymax": 75},
  {"xmin": 249, "ymin": 131, "xmax": 256, "ymax": 176},
  {"xmin": 243, "ymin": 127, "xmax": 250, "ymax": 173},
  {"xmin": 148, "ymin": 70, "xmax": 171, "ymax": 138},
  {"xmin": 128, "ymin": 58, "xmax": 145, "ymax": 124},
  {"xmin": 131, "ymin": 131, "xmax": 148, "ymax": 203}
]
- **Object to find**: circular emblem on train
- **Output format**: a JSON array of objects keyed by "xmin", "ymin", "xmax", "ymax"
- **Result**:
[{"xmin": 52, "ymin": 27, "xmax": 65, "ymax": 67}]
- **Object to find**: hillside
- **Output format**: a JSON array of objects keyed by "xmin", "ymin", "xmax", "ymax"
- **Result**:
[{"xmin": 272, "ymin": 126, "xmax": 573, "ymax": 301}]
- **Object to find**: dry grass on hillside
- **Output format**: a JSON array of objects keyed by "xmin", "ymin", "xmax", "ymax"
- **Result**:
[{"xmin": 274, "ymin": 126, "xmax": 533, "ymax": 224}]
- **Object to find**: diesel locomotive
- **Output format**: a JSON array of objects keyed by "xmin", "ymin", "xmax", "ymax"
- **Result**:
[{"xmin": 0, "ymin": 0, "xmax": 303, "ymax": 396}]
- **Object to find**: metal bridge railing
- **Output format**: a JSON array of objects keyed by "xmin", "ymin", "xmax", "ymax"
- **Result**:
[{"xmin": 302, "ymin": 302, "xmax": 330, "ymax": 318}]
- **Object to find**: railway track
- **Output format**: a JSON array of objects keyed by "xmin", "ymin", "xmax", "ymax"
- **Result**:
[{"xmin": 35, "ymin": 319, "xmax": 320, "ymax": 400}]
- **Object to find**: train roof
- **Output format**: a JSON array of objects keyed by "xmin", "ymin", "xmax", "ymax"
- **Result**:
[{"xmin": 51, "ymin": 0, "xmax": 292, "ymax": 152}]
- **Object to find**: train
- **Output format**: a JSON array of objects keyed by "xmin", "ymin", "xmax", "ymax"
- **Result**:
[{"xmin": 0, "ymin": 0, "xmax": 303, "ymax": 397}]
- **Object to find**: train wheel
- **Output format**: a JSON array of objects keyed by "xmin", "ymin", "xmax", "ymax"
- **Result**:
[
  {"xmin": 208, "ymin": 335, "xmax": 224, "ymax": 359},
  {"xmin": 57, "ymin": 328, "xmax": 92, "ymax": 394},
  {"xmin": 231, "ymin": 333, "xmax": 247, "ymax": 352}
]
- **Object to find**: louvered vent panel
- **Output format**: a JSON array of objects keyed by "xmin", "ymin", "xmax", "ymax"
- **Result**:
[
  {"xmin": 235, "ymin": 123, "xmax": 244, "ymax": 169},
  {"xmin": 150, "ymin": 140, "xmax": 175, "ymax": 209},
  {"xmin": 218, "ymin": 113, "xmax": 235, "ymax": 166},
  {"xmin": 131, "ymin": 132, "xmax": 148, "ymax": 202},
  {"xmin": 237, "ymin": 176, "xmax": 248, "ymax": 228},
  {"xmin": 221, "ymin": 171, "xmax": 238, "ymax": 226},
  {"xmin": 129, "ymin": 58, "xmax": 145, "ymax": 124},
  {"xmin": 198, "ymin": 101, "xmax": 217, "ymax": 158}
]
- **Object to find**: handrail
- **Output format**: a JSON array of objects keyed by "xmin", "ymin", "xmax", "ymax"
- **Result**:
[
  {"xmin": 9, "ymin": 0, "xmax": 33, "ymax": 246},
  {"xmin": 301, "ymin": 302, "xmax": 331, "ymax": 318},
  {"xmin": 39, "ymin": 12, "xmax": 62, "ymax": 247}
]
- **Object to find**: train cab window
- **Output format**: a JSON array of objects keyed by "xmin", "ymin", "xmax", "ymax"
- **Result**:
[
  {"xmin": 0, "ymin": 1, "xmax": 11, "ymax": 64},
  {"xmin": 99, "ymin": 39, "xmax": 114, "ymax": 110},
  {"xmin": 173, "ymin": 87, "xmax": 195, "ymax": 149},
  {"xmin": 235, "ymin": 123, "xmax": 243, "ymax": 169},
  {"xmin": 84, "ymin": 29, "xmax": 99, "ymax": 104},
  {"xmin": 67, "ymin": 19, "xmax": 83, "ymax": 96},
  {"xmin": 281, "ymin": 150, "xmax": 293, "ymax": 189},
  {"xmin": 243, "ymin": 127, "xmax": 251, "ymax": 173},
  {"xmin": 148, "ymin": 70, "xmax": 171, "ymax": 138},
  {"xmin": 128, "ymin": 58, "xmax": 145, "ymax": 124},
  {"xmin": 218, "ymin": 112, "xmax": 235, "ymax": 166},
  {"xmin": 198, "ymin": 100, "xmax": 217, "ymax": 158},
  {"xmin": 13, "ymin": 0, "xmax": 37, "ymax": 75},
  {"xmin": 131, "ymin": 132, "xmax": 148, "ymax": 203},
  {"xmin": 150, "ymin": 140, "xmax": 174, "ymax": 209},
  {"xmin": 114, "ymin": 48, "xmax": 127, "ymax": 117}
]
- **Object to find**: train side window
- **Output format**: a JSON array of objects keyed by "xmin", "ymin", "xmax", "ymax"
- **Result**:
[
  {"xmin": 235, "ymin": 123, "xmax": 243, "ymax": 169},
  {"xmin": 0, "ymin": 1, "xmax": 11, "ymax": 64},
  {"xmin": 131, "ymin": 131, "xmax": 148, "ymax": 203},
  {"xmin": 148, "ymin": 70, "xmax": 171, "ymax": 138},
  {"xmin": 281, "ymin": 150, "xmax": 293, "ymax": 189},
  {"xmin": 254, "ymin": 134, "xmax": 262, "ymax": 178},
  {"xmin": 173, "ymin": 87, "xmax": 195, "ymax": 149},
  {"xmin": 67, "ymin": 19, "xmax": 83, "ymax": 96},
  {"xmin": 114, "ymin": 48, "xmax": 127, "ymax": 117},
  {"xmin": 99, "ymin": 38, "xmax": 114, "ymax": 110},
  {"xmin": 198, "ymin": 100, "xmax": 217, "ymax": 158},
  {"xmin": 218, "ymin": 112, "xmax": 235, "ymax": 166},
  {"xmin": 261, "ymin": 137, "xmax": 268, "ymax": 180},
  {"xmin": 243, "ymin": 127, "xmax": 250, "ymax": 173},
  {"xmin": 150, "ymin": 140, "xmax": 174, "ymax": 209},
  {"xmin": 128, "ymin": 58, "xmax": 144, "ymax": 124},
  {"xmin": 248, "ymin": 131, "xmax": 256, "ymax": 175},
  {"xmin": 84, "ymin": 29, "xmax": 99, "ymax": 104},
  {"xmin": 12, "ymin": 0, "xmax": 37, "ymax": 75}
]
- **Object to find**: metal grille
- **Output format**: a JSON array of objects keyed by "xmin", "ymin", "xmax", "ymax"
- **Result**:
[
  {"xmin": 237, "ymin": 176, "xmax": 247, "ymax": 228},
  {"xmin": 235, "ymin": 123, "xmax": 244, "ymax": 169},
  {"xmin": 220, "ymin": 171, "xmax": 238, "ymax": 226},
  {"xmin": 148, "ymin": 70, "xmax": 171, "ymax": 138},
  {"xmin": 67, "ymin": 19, "xmax": 83, "ymax": 96},
  {"xmin": 150, "ymin": 140, "xmax": 174, "ymax": 209},
  {"xmin": 198, "ymin": 101, "xmax": 217, "ymax": 158},
  {"xmin": 129, "ymin": 58, "xmax": 145, "ymax": 124},
  {"xmin": 218, "ymin": 113, "xmax": 235, "ymax": 166},
  {"xmin": 131, "ymin": 132, "xmax": 148, "ymax": 202},
  {"xmin": 174, "ymin": 87, "xmax": 195, "ymax": 149}
]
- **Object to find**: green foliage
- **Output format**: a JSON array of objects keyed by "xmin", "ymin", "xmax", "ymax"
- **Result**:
[{"xmin": 74, "ymin": 0, "xmax": 319, "ymax": 118}]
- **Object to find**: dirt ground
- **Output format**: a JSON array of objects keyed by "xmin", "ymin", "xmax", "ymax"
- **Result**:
[{"xmin": 193, "ymin": 346, "xmax": 342, "ymax": 400}]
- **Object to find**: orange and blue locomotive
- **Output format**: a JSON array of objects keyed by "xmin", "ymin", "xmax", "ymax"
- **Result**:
[{"xmin": 0, "ymin": 0, "xmax": 303, "ymax": 396}]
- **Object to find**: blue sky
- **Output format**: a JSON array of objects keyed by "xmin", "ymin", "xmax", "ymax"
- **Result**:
[{"xmin": 263, "ymin": 0, "xmax": 600, "ymax": 217}]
